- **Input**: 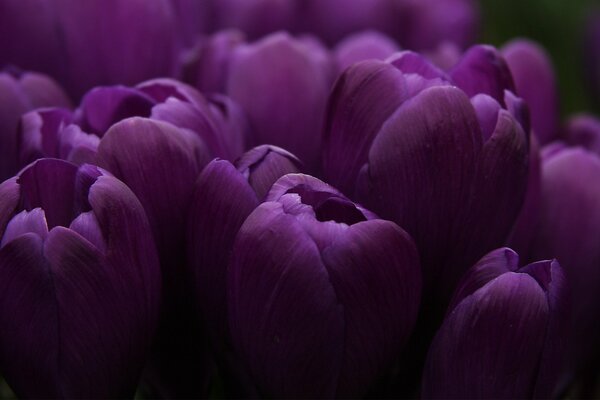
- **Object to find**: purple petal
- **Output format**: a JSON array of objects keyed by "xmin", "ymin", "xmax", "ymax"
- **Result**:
[
  {"xmin": 422, "ymin": 272, "xmax": 549, "ymax": 399},
  {"xmin": 322, "ymin": 60, "xmax": 408, "ymax": 195},
  {"xmin": 450, "ymin": 44, "xmax": 516, "ymax": 104},
  {"xmin": 18, "ymin": 107, "xmax": 73, "ymax": 167},
  {"xmin": 502, "ymin": 39, "xmax": 559, "ymax": 144},
  {"xmin": 334, "ymin": 31, "xmax": 400, "ymax": 72},
  {"xmin": 187, "ymin": 160, "xmax": 259, "ymax": 353},
  {"xmin": 76, "ymin": 86, "xmax": 155, "ymax": 135},
  {"xmin": 563, "ymin": 114, "xmax": 600, "ymax": 156},
  {"xmin": 320, "ymin": 220, "xmax": 421, "ymax": 397},
  {"xmin": 18, "ymin": 159, "xmax": 78, "ymax": 229},
  {"xmin": 235, "ymin": 145, "xmax": 302, "ymax": 200},
  {"xmin": 228, "ymin": 201, "xmax": 344, "ymax": 397},
  {"xmin": 227, "ymin": 32, "xmax": 333, "ymax": 172},
  {"xmin": 1, "ymin": 208, "xmax": 49, "ymax": 248},
  {"xmin": 0, "ymin": 233, "xmax": 60, "ymax": 398},
  {"xmin": 357, "ymin": 85, "xmax": 481, "ymax": 298},
  {"xmin": 96, "ymin": 117, "xmax": 206, "ymax": 265}
]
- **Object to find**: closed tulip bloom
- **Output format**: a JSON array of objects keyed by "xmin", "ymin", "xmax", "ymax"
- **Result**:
[
  {"xmin": 502, "ymin": 39, "xmax": 560, "ymax": 144},
  {"xmin": 228, "ymin": 174, "xmax": 421, "ymax": 398},
  {"xmin": 0, "ymin": 159, "xmax": 161, "ymax": 398},
  {"xmin": 422, "ymin": 248, "xmax": 568, "ymax": 399},
  {"xmin": 525, "ymin": 119, "xmax": 600, "ymax": 377},
  {"xmin": 0, "ymin": 69, "xmax": 70, "ymax": 180},
  {"xmin": 0, "ymin": 0, "xmax": 178, "ymax": 99},
  {"xmin": 226, "ymin": 32, "xmax": 334, "ymax": 172},
  {"xmin": 187, "ymin": 145, "xmax": 301, "ymax": 394},
  {"xmin": 324, "ymin": 47, "xmax": 529, "ymax": 306}
]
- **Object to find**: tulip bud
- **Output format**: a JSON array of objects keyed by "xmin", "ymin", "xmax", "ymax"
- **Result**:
[
  {"xmin": 226, "ymin": 32, "xmax": 334, "ymax": 172},
  {"xmin": 228, "ymin": 174, "xmax": 421, "ymax": 398},
  {"xmin": 502, "ymin": 39, "xmax": 560, "ymax": 144},
  {"xmin": 423, "ymin": 248, "xmax": 568, "ymax": 399},
  {"xmin": 0, "ymin": 159, "xmax": 161, "ymax": 398},
  {"xmin": 0, "ymin": 69, "xmax": 70, "ymax": 180}
]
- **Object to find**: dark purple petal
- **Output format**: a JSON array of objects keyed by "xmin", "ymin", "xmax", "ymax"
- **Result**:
[
  {"xmin": 188, "ymin": 159, "xmax": 259, "ymax": 346},
  {"xmin": 227, "ymin": 32, "xmax": 333, "ymax": 172},
  {"xmin": 357, "ymin": 85, "xmax": 481, "ymax": 298},
  {"xmin": 96, "ymin": 117, "xmax": 206, "ymax": 265},
  {"xmin": 529, "ymin": 147, "xmax": 600, "ymax": 372},
  {"xmin": 235, "ymin": 145, "xmax": 302, "ymax": 200},
  {"xmin": 195, "ymin": 30, "xmax": 246, "ymax": 93},
  {"xmin": 450, "ymin": 44, "xmax": 516, "ymax": 104},
  {"xmin": 0, "ymin": 233, "xmax": 60, "ymax": 398},
  {"xmin": 422, "ymin": 272, "xmax": 549, "ymax": 399},
  {"xmin": 322, "ymin": 60, "xmax": 408, "ymax": 195},
  {"xmin": 228, "ymin": 202, "xmax": 344, "ymax": 398},
  {"xmin": 334, "ymin": 31, "xmax": 400, "ymax": 72},
  {"xmin": 18, "ymin": 159, "xmax": 78, "ymax": 229},
  {"xmin": 1, "ymin": 208, "xmax": 49, "ymax": 248},
  {"xmin": 320, "ymin": 220, "xmax": 421, "ymax": 397},
  {"xmin": 502, "ymin": 39, "xmax": 559, "ymax": 144},
  {"xmin": 563, "ymin": 114, "xmax": 600, "ymax": 156},
  {"xmin": 76, "ymin": 86, "xmax": 155, "ymax": 135},
  {"xmin": 387, "ymin": 50, "xmax": 448, "ymax": 80},
  {"xmin": 18, "ymin": 108, "xmax": 73, "ymax": 167}
]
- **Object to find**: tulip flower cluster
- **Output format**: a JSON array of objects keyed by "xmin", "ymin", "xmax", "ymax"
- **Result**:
[{"xmin": 0, "ymin": 0, "xmax": 599, "ymax": 399}]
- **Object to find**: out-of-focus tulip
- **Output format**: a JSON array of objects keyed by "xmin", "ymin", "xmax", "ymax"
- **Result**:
[
  {"xmin": 502, "ymin": 39, "xmax": 560, "ymax": 144},
  {"xmin": 0, "ymin": 159, "xmax": 161, "ymax": 398},
  {"xmin": 0, "ymin": 69, "xmax": 70, "ymax": 180},
  {"xmin": 523, "ymin": 116, "xmax": 600, "ymax": 379},
  {"xmin": 187, "ymin": 145, "xmax": 301, "ymax": 395},
  {"xmin": 228, "ymin": 174, "xmax": 421, "ymax": 398},
  {"xmin": 226, "ymin": 32, "xmax": 333, "ymax": 172},
  {"xmin": 0, "ymin": 0, "xmax": 178, "ymax": 99},
  {"xmin": 422, "ymin": 248, "xmax": 568, "ymax": 399},
  {"xmin": 18, "ymin": 79, "xmax": 245, "ymax": 170},
  {"xmin": 393, "ymin": 0, "xmax": 480, "ymax": 51},
  {"xmin": 324, "ymin": 46, "xmax": 529, "ymax": 307},
  {"xmin": 333, "ymin": 31, "xmax": 400, "ymax": 72}
]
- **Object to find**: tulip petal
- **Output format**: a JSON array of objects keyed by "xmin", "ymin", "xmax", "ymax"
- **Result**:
[
  {"xmin": 18, "ymin": 159, "xmax": 78, "ymax": 229},
  {"xmin": 322, "ymin": 60, "xmax": 408, "ymax": 195},
  {"xmin": 358, "ymin": 85, "xmax": 481, "ymax": 296},
  {"xmin": 77, "ymin": 86, "xmax": 155, "ymax": 135},
  {"xmin": 422, "ymin": 272, "xmax": 549, "ymax": 399},
  {"xmin": 450, "ymin": 45, "xmax": 515, "ymax": 104},
  {"xmin": 188, "ymin": 159, "xmax": 259, "ymax": 346},
  {"xmin": 320, "ymin": 220, "xmax": 421, "ymax": 397},
  {"xmin": 0, "ymin": 233, "xmax": 60, "ymax": 398},
  {"xmin": 236, "ymin": 145, "xmax": 302, "ymax": 200},
  {"xmin": 228, "ymin": 202, "xmax": 344, "ymax": 398}
]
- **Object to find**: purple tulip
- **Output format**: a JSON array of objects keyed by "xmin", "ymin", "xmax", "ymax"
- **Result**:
[
  {"xmin": 18, "ymin": 79, "xmax": 245, "ymax": 172},
  {"xmin": 225, "ymin": 32, "xmax": 333, "ymax": 172},
  {"xmin": 187, "ymin": 145, "xmax": 301, "ymax": 394},
  {"xmin": 0, "ymin": 69, "xmax": 70, "ymax": 180},
  {"xmin": 502, "ymin": 39, "xmax": 560, "ymax": 145},
  {"xmin": 228, "ymin": 173, "xmax": 421, "ymax": 397},
  {"xmin": 422, "ymin": 248, "xmax": 568, "ymax": 399},
  {"xmin": 0, "ymin": 0, "xmax": 178, "ymax": 99},
  {"xmin": 324, "ymin": 47, "xmax": 529, "ymax": 306},
  {"xmin": 0, "ymin": 158, "xmax": 161, "ymax": 398},
  {"xmin": 523, "ymin": 117, "xmax": 600, "ymax": 378}
]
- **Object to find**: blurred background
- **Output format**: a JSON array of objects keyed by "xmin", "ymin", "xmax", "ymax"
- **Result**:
[{"xmin": 481, "ymin": 0, "xmax": 599, "ymax": 115}]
